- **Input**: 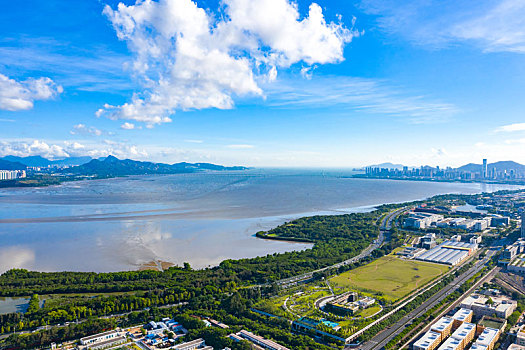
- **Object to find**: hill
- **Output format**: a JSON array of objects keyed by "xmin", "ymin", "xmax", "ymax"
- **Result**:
[
  {"xmin": 63, "ymin": 155, "xmax": 247, "ymax": 176},
  {"xmin": 456, "ymin": 161, "xmax": 525, "ymax": 173},
  {"xmin": 0, "ymin": 159, "xmax": 27, "ymax": 170}
]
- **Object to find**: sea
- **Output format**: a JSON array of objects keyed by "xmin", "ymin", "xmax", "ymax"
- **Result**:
[{"xmin": 0, "ymin": 168, "xmax": 521, "ymax": 274}]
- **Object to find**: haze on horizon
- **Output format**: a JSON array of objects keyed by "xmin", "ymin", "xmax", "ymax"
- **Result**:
[{"xmin": 1, "ymin": 0, "xmax": 525, "ymax": 168}]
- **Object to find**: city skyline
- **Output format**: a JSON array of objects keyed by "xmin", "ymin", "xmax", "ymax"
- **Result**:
[{"xmin": 1, "ymin": 0, "xmax": 525, "ymax": 167}]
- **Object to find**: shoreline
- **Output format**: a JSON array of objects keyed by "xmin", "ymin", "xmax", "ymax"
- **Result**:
[
  {"xmin": 351, "ymin": 174, "xmax": 525, "ymax": 186},
  {"xmin": 0, "ymin": 178, "xmax": 522, "ymax": 275}
]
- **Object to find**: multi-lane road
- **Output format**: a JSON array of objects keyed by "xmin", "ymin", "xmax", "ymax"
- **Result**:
[{"xmin": 357, "ymin": 249, "xmax": 497, "ymax": 350}]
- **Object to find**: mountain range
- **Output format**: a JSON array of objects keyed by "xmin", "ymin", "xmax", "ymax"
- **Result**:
[
  {"xmin": 0, "ymin": 155, "xmax": 248, "ymax": 176},
  {"xmin": 456, "ymin": 161, "xmax": 525, "ymax": 173},
  {"xmin": 63, "ymin": 155, "xmax": 247, "ymax": 176}
]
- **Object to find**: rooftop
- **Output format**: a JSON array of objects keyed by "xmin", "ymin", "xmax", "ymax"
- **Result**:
[
  {"xmin": 414, "ymin": 331, "xmax": 441, "ymax": 349},
  {"xmin": 80, "ymin": 330, "xmax": 119, "ymax": 342},
  {"xmin": 474, "ymin": 327, "xmax": 499, "ymax": 346},
  {"xmin": 451, "ymin": 322, "xmax": 476, "ymax": 340},
  {"xmin": 431, "ymin": 317, "xmax": 454, "ymax": 333},
  {"xmin": 452, "ymin": 308, "xmax": 473, "ymax": 321}
]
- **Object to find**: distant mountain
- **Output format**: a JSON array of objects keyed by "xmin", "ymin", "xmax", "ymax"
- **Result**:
[
  {"xmin": 53, "ymin": 156, "xmax": 93, "ymax": 167},
  {"xmin": 63, "ymin": 155, "xmax": 248, "ymax": 176},
  {"xmin": 0, "ymin": 155, "xmax": 92, "ymax": 167},
  {"xmin": 456, "ymin": 161, "xmax": 525, "ymax": 173},
  {"xmin": 1, "ymin": 155, "xmax": 53, "ymax": 167},
  {"xmin": 0, "ymin": 159, "xmax": 27, "ymax": 170}
]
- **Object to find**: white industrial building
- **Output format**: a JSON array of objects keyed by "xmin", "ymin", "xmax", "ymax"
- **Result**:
[
  {"xmin": 416, "ymin": 241, "xmax": 477, "ymax": 266},
  {"xmin": 404, "ymin": 212, "xmax": 444, "ymax": 229}
]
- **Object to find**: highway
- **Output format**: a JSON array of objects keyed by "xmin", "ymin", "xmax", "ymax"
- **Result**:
[
  {"xmin": 272, "ymin": 207, "xmax": 407, "ymax": 288},
  {"xmin": 357, "ymin": 250, "xmax": 497, "ymax": 350}
]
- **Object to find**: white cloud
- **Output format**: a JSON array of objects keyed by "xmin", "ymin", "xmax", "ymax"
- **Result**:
[
  {"xmin": 360, "ymin": 0, "xmax": 525, "ymax": 53},
  {"xmin": 495, "ymin": 122, "xmax": 525, "ymax": 132},
  {"xmin": 99, "ymin": 0, "xmax": 356, "ymax": 125},
  {"xmin": 226, "ymin": 144, "xmax": 255, "ymax": 149},
  {"xmin": 0, "ymin": 73, "xmax": 62, "ymax": 111},
  {"xmin": 452, "ymin": 0, "xmax": 525, "ymax": 53},
  {"xmin": 121, "ymin": 122, "xmax": 135, "ymax": 130},
  {"xmin": 184, "ymin": 139, "xmax": 203, "ymax": 143},
  {"xmin": 0, "ymin": 140, "xmax": 71, "ymax": 159},
  {"xmin": 70, "ymin": 123, "xmax": 103, "ymax": 136},
  {"xmin": 267, "ymin": 76, "xmax": 459, "ymax": 123},
  {"xmin": 0, "ymin": 139, "xmax": 148, "ymax": 160}
]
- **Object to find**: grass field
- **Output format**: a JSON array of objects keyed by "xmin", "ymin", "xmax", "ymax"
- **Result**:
[{"xmin": 330, "ymin": 255, "xmax": 449, "ymax": 301}]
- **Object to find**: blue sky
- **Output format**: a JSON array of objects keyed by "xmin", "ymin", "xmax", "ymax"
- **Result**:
[{"xmin": 1, "ymin": 0, "xmax": 525, "ymax": 167}]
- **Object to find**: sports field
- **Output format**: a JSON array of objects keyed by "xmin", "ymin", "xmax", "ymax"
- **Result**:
[{"xmin": 330, "ymin": 255, "xmax": 449, "ymax": 301}]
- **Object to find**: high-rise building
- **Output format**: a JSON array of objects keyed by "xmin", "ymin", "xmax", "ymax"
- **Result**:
[
  {"xmin": 482, "ymin": 159, "xmax": 488, "ymax": 178},
  {"xmin": 522, "ymin": 212, "xmax": 525, "ymax": 238}
]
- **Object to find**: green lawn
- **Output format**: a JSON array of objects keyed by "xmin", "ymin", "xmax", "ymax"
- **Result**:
[
  {"xmin": 356, "ymin": 305, "xmax": 382, "ymax": 318},
  {"xmin": 330, "ymin": 255, "xmax": 449, "ymax": 301}
]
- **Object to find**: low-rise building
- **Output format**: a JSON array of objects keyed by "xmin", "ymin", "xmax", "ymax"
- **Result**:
[
  {"xmin": 516, "ymin": 325, "xmax": 525, "ymax": 346},
  {"xmin": 509, "ymin": 254, "xmax": 525, "ymax": 274},
  {"xmin": 404, "ymin": 213, "xmax": 444, "ymax": 229},
  {"xmin": 430, "ymin": 317, "xmax": 455, "ymax": 341},
  {"xmin": 459, "ymin": 294, "xmax": 517, "ymax": 319},
  {"xmin": 490, "ymin": 216, "xmax": 510, "ymax": 227},
  {"xmin": 413, "ymin": 331, "xmax": 441, "ymax": 350},
  {"xmin": 472, "ymin": 327, "xmax": 500, "ymax": 350},
  {"xmin": 230, "ymin": 330, "xmax": 290, "ymax": 350},
  {"xmin": 450, "ymin": 322, "xmax": 476, "ymax": 349},
  {"xmin": 80, "ymin": 330, "xmax": 120, "ymax": 346},
  {"xmin": 452, "ymin": 308, "xmax": 474, "ymax": 328},
  {"xmin": 173, "ymin": 338, "xmax": 208, "ymax": 350},
  {"xmin": 437, "ymin": 336, "xmax": 462, "ymax": 350}
]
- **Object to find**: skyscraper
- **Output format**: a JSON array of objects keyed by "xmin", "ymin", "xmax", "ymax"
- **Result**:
[{"xmin": 482, "ymin": 159, "xmax": 488, "ymax": 178}]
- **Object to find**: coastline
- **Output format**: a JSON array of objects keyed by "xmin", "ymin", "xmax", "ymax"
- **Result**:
[
  {"xmin": 351, "ymin": 174, "xmax": 525, "ymax": 186},
  {"xmin": 0, "ymin": 175, "xmax": 522, "ymax": 274}
]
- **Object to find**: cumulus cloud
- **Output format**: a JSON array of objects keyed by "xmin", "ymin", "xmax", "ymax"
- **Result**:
[
  {"xmin": 98, "ymin": 0, "xmax": 356, "ymax": 125},
  {"xmin": 495, "ymin": 122, "xmax": 525, "ymax": 132},
  {"xmin": 0, "ymin": 140, "xmax": 71, "ymax": 159},
  {"xmin": 0, "ymin": 73, "xmax": 62, "ymax": 111},
  {"xmin": 0, "ymin": 139, "xmax": 148, "ymax": 160},
  {"xmin": 70, "ymin": 123, "xmax": 103, "ymax": 136},
  {"xmin": 120, "ymin": 122, "xmax": 135, "ymax": 130}
]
